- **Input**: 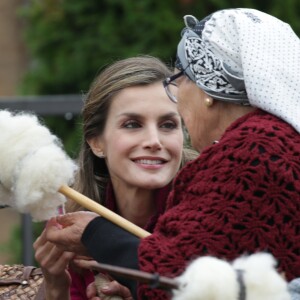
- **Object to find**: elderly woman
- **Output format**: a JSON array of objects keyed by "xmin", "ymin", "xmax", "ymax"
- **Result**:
[{"xmin": 45, "ymin": 8, "xmax": 300, "ymax": 300}]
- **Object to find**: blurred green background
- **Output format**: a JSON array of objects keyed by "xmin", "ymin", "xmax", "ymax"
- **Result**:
[
  {"xmin": 18, "ymin": 0, "xmax": 300, "ymax": 156},
  {"xmin": 19, "ymin": 0, "xmax": 300, "ymax": 96},
  {"xmin": 2, "ymin": 0, "xmax": 300, "ymax": 263}
]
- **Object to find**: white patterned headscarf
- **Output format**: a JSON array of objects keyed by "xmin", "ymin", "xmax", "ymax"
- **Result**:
[{"xmin": 176, "ymin": 8, "xmax": 300, "ymax": 133}]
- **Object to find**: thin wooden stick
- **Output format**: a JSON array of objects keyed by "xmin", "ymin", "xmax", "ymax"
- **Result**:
[
  {"xmin": 75, "ymin": 259, "xmax": 179, "ymax": 291},
  {"xmin": 58, "ymin": 185, "xmax": 151, "ymax": 239}
]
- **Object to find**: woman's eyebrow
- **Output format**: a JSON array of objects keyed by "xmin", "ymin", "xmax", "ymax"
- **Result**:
[
  {"xmin": 117, "ymin": 112, "xmax": 140, "ymax": 118},
  {"xmin": 117, "ymin": 112, "xmax": 180, "ymax": 120},
  {"xmin": 159, "ymin": 112, "xmax": 181, "ymax": 119}
]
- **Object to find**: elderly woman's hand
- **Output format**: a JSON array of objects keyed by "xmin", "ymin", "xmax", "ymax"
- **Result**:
[
  {"xmin": 45, "ymin": 211, "xmax": 99, "ymax": 254},
  {"xmin": 34, "ymin": 228, "xmax": 76, "ymax": 299},
  {"xmin": 74, "ymin": 258, "xmax": 134, "ymax": 300},
  {"xmin": 101, "ymin": 280, "xmax": 133, "ymax": 300},
  {"xmin": 86, "ymin": 279, "xmax": 133, "ymax": 300}
]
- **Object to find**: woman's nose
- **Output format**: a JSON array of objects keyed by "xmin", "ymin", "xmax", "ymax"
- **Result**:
[{"xmin": 142, "ymin": 127, "xmax": 162, "ymax": 151}]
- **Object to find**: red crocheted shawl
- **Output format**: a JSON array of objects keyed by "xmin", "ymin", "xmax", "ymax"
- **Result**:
[{"xmin": 138, "ymin": 109, "xmax": 300, "ymax": 299}]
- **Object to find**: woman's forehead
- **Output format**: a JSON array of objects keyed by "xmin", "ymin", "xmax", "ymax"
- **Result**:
[{"xmin": 109, "ymin": 84, "xmax": 179, "ymax": 114}]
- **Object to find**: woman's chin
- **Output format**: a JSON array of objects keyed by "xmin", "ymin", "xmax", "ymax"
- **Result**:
[{"xmin": 137, "ymin": 179, "xmax": 171, "ymax": 190}]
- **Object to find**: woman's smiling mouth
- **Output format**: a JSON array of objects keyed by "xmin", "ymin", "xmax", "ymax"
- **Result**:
[{"xmin": 135, "ymin": 159, "xmax": 164, "ymax": 165}]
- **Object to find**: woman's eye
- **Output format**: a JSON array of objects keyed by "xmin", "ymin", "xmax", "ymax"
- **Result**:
[
  {"xmin": 123, "ymin": 120, "xmax": 141, "ymax": 129},
  {"xmin": 161, "ymin": 121, "xmax": 177, "ymax": 130}
]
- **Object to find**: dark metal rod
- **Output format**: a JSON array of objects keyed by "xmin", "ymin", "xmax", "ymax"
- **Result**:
[
  {"xmin": 21, "ymin": 213, "xmax": 33, "ymax": 265},
  {"xmin": 75, "ymin": 260, "xmax": 179, "ymax": 290}
]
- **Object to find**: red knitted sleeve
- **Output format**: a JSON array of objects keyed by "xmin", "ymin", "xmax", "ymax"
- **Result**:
[{"xmin": 138, "ymin": 110, "xmax": 300, "ymax": 299}]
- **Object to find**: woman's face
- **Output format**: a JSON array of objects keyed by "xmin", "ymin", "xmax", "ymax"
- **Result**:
[
  {"xmin": 176, "ymin": 75, "xmax": 218, "ymax": 152},
  {"xmin": 89, "ymin": 82, "xmax": 183, "ymax": 190}
]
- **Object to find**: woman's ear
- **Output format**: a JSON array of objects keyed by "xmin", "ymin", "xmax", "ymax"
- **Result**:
[{"xmin": 87, "ymin": 137, "xmax": 105, "ymax": 158}]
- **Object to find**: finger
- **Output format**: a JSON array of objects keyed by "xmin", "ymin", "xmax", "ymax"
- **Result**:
[
  {"xmin": 46, "ymin": 217, "xmax": 63, "ymax": 229},
  {"xmin": 101, "ymin": 280, "xmax": 133, "ymax": 299},
  {"xmin": 73, "ymin": 259, "xmax": 100, "ymax": 270},
  {"xmin": 48, "ymin": 246, "xmax": 73, "ymax": 266},
  {"xmin": 34, "ymin": 240, "xmax": 56, "ymax": 263},
  {"xmin": 45, "ymin": 251, "xmax": 75, "ymax": 276},
  {"xmin": 55, "ymin": 213, "xmax": 76, "ymax": 227},
  {"xmin": 33, "ymin": 228, "xmax": 47, "ymax": 250},
  {"xmin": 74, "ymin": 255, "xmax": 94, "ymax": 261},
  {"xmin": 55, "ymin": 211, "xmax": 97, "ymax": 227},
  {"xmin": 41, "ymin": 247, "xmax": 74, "ymax": 275},
  {"xmin": 46, "ymin": 214, "xmax": 83, "ymax": 245},
  {"xmin": 34, "ymin": 218, "xmax": 64, "ymax": 249},
  {"xmin": 45, "ymin": 218, "xmax": 71, "ymax": 246},
  {"xmin": 86, "ymin": 281, "xmax": 98, "ymax": 298},
  {"xmin": 37, "ymin": 242, "xmax": 65, "ymax": 269}
]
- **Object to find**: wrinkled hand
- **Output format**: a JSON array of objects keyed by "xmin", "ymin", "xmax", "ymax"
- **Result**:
[
  {"xmin": 86, "ymin": 276, "xmax": 133, "ymax": 300},
  {"xmin": 34, "ymin": 225, "xmax": 75, "ymax": 299},
  {"xmin": 45, "ymin": 211, "xmax": 99, "ymax": 255},
  {"xmin": 75, "ymin": 259, "xmax": 133, "ymax": 300}
]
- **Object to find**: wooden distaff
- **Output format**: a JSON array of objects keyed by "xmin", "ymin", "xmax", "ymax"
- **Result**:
[{"xmin": 59, "ymin": 185, "xmax": 151, "ymax": 239}]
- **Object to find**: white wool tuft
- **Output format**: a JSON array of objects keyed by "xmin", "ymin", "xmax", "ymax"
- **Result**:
[
  {"xmin": 172, "ymin": 256, "xmax": 239, "ymax": 300},
  {"xmin": 14, "ymin": 144, "xmax": 76, "ymax": 220},
  {"xmin": 172, "ymin": 253, "xmax": 290, "ymax": 300},
  {"xmin": 0, "ymin": 110, "xmax": 77, "ymax": 221},
  {"xmin": 232, "ymin": 253, "xmax": 291, "ymax": 300}
]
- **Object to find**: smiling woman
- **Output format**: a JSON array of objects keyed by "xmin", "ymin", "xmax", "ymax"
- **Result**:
[
  {"xmin": 33, "ymin": 55, "xmax": 198, "ymax": 300},
  {"xmin": 87, "ymin": 81, "xmax": 183, "ymax": 223}
]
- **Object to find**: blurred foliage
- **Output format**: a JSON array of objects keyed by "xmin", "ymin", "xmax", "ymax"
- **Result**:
[
  {"xmin": 17, "ymin": 0, "xmax": 300, "ymax": 168},
  {"xmin": 19, "ymin": 0, "xmax": 299, "ymax": 95},
  {"xmin": 42, "ymin": 115, "xmax": 83, "ymax": 159},
  {"xmin": 0, "ymin": 224, "xmax": 22, "ymax": 264},
  {"xmin": 0, "ymin": 218, "xmax": 45, "ymax": 264},
  {"xmin": 5, "ymin": 0, "xmax": 299, "ymax": 264}
]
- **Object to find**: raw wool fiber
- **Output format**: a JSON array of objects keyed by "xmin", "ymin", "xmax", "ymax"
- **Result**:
[
  {"xmin": 172, "ymin": 256, "xmax": 238, "ymax": 300},
  {"xmin": 172, "ymin": 253, "xmax": 290, "ymax": 300},
  {"xmin": 233, "ymin": 253, "xmax": 290, "ymax": 300},
  {"xmin": 0, "ymin": 110, "xmax": 77, "ymax": 221}
]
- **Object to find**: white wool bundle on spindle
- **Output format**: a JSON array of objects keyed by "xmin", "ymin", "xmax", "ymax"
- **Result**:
[
  {"xmin": 232, "ymin": 253, "xmax": 291, "ymax": 300},
  {"xmin": 0, "ymin": 110, "xmax": 77, "ymax": 221},
  {"xmin": 172, "ymin": 253, "xmax": 291, "ymax": 300},
  {"xmin": 172, "ymin": 256, "xmax": 238, "ymax": 300}
]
